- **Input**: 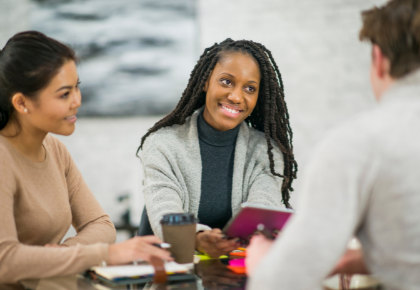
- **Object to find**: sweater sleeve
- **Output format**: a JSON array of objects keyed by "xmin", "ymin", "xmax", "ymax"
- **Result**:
[
  {"xmin": 246, "ymin": 142, "xmax": 285, "ymax": 208},
  {"xmin": 61, "ymin": 145, "xmax": 116, "ymax": 246},
  {"xmin": 247, "ymin": 127, "xmax": 377, "ymax": 290},
  {"xmin": 0, "ymin": 148, "xmax": 109, "ymax": 284},
  {"xmin": 141, "ymin": 137, "xmax": 210, "ymax": 239}
]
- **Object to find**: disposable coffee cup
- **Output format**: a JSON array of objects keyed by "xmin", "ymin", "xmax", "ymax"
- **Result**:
[{"xmin": 160, "ymin": 213, "xmax": 197, "ymax": 264}]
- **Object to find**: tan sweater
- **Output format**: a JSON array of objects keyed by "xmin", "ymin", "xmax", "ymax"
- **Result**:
[{"xmin": 0, "ymin": 134, "xmax": 116, "ymax": 285}]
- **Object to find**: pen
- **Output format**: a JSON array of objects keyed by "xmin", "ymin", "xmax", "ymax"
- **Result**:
[
  {"xmin": 256, "ymin": 223, "xmax": 275, "ymax": 240},
  {"xmin": 152, "ymin": 242, "xmax": 171, "ymax": 249}
]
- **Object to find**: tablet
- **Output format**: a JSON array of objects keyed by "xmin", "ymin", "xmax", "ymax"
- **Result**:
[{"xmin": 222, "ymin": 203, "xmax": 294, "ymax": 240}]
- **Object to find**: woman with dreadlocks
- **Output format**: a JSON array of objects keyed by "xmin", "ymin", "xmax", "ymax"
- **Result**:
[{"xmin": 138, "ymin": 38, "xmax": 297, "ymax": 258}]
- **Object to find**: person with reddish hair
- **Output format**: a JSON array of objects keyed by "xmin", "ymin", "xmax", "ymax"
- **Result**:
[{"xmin": 246, "ymin": 1, "xmax": 420, "ymax": 289}]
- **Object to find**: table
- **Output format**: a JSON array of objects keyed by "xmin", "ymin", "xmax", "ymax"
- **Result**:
[
  {"xmin": 18, "ymin": 259, "xmax": 380, "ymax": 290},
  {"xmin": 20, "ymin": 259, "xmax": 245, "ymax": 290}
]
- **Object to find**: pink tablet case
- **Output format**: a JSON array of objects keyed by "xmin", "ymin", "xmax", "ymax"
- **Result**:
[{"xmin": 222, "ymin": 204, "xmax": 293, "ymax": 240}]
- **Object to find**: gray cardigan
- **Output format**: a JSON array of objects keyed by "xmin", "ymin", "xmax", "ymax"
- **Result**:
[{"xmin": 141, "ymin": 108, "xmax": 285, "ymax": 238}]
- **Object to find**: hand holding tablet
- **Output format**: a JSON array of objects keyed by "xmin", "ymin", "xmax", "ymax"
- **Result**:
[{"xmin": 222, "ymin": 203, "xmax": 294, "ymax": 241}]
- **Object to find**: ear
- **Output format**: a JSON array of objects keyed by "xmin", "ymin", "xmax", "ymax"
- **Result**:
[
  {"xmin": 203, "ymin": 71, "xmax": 212, "ymax": 92},
  {"xmin": 372, "ymin": 45, "xmax": 391, "ymax": 79},
  {"xmin": 203, "ymin": 79, "xmax": 209, "ymax": 92},
  {"xmin": 11, "ymin": 93, "xmax": 29, "ymax": 114}
]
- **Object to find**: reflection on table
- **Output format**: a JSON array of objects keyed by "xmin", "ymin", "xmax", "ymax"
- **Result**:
[{"xmin": 20, "ymin": 258, "xmax": 380, "ymax": 290}]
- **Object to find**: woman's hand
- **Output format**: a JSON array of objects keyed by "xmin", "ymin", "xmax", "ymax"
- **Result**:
[
  {"xmin": 108, "ymin": 236, "xmax": 173, "ymax": 265},
  {"xmin": 245, "ymin": 234, "xmax": 274, "ymax": 276},
  {"xmin": 196, "ymin": 229, "xmax": 240, "ymax": 258},
  {"xmin": 44, "ymin": 244, "xmax": 68, "ymax": 248}
]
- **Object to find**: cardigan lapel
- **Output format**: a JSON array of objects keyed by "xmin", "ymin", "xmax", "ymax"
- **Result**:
[
  {"xmin": 185, "ymin": 110, "xmax": 203, "ymax": 216},
  {"xmin": 231, "ymin": 122, "xmax": 249, "ymax": 214}
]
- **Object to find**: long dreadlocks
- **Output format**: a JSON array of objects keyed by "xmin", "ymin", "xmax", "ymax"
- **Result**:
[{"xmin": 137, "ymin": 38, "xmax": 297, "ymax": 208}]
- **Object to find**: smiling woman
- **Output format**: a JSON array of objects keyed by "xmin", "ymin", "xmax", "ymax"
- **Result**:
[
  {"xmin": 202, "ymin": 52, "xmax": 260, "ymax": 131},
  {"xmin": 0, "ymin": 31, "xmax": 173, "ymax": 287},
  {"xmin": 138, "ymin": 38, "xmax": 298, "ymax": 258},
  {"xmin": 0, "ymin": 36, "xmax": 81, "ymax": 139},
  {"xmin": 3, "ymin": 60, "xmax": 82, "ymax": 149}
]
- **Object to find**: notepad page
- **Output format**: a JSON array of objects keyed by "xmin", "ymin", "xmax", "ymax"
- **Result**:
[{"xmin": 92, "ymin": 261, "xmax": 189, "ymax": 280}]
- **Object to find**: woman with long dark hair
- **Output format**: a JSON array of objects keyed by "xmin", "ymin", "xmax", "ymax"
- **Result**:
[
  {"xmin": 139, "ymin": 38, "xmax": 298, "ymax": 257},
  {"xmin": 0, "ymin": 31, "xmax": 171, "ymax": 287}
]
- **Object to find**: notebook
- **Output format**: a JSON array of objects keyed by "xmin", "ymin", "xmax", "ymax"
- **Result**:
[{"xmin": 90, "ymin": 261, "xmax": 195, "ymax": 285}]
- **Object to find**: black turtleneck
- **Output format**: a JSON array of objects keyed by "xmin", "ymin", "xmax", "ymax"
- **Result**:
[{"xmin": 197, "ymin": 111, "xmax": 240, "ymax": 230}]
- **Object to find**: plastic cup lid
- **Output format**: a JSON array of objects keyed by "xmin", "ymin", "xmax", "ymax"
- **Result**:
[{"xmin": 160, "ymin": 213, "xmax": 197, "ymax": 225}]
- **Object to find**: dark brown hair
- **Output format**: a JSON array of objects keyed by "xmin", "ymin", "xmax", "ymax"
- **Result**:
[
  {"xmin": 0, "ymin": 31, "xmax": 76, "ymax": 130},
  {"xmin": 360, "ymin": 0, "xmax": 420, "ymax": 78},
  {"xmin": 137, "ymin": 38, "xmax": 298, "ymax": 208}
]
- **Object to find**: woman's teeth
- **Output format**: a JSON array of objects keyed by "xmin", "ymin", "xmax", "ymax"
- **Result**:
[{"xmin": 221, "ymin": 105, "xmax": 240, "ymax": 114}]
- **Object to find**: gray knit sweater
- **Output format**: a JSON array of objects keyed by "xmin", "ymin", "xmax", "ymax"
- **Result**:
[
  {"xmin": 141, "ymin": 108, "xmax": 285, "ymax": 238},
  {"xmin": 248, "ymin": 70, "xmax": 420, "ymax": 290}
]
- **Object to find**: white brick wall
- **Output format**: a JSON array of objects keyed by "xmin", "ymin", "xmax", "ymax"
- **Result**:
[
  {"xmin": 198, "ymin": 0, "xmax": 385, "ymax": 206},
  {"xmin": 0, "ymin": 0, "xmax": 30, "ymax": 48}
]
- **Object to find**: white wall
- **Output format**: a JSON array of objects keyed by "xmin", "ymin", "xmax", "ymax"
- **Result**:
[
  {"xmin": 0, "ymin": 0, "xmax": 30, "ymax": 48},
  {"xmin": 198, "ymin": 0, "xmax": 384, "ymax": 206},
  {"xmin": 54, "ymin": 116, "xmax": 162, "ymax": 242}
]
